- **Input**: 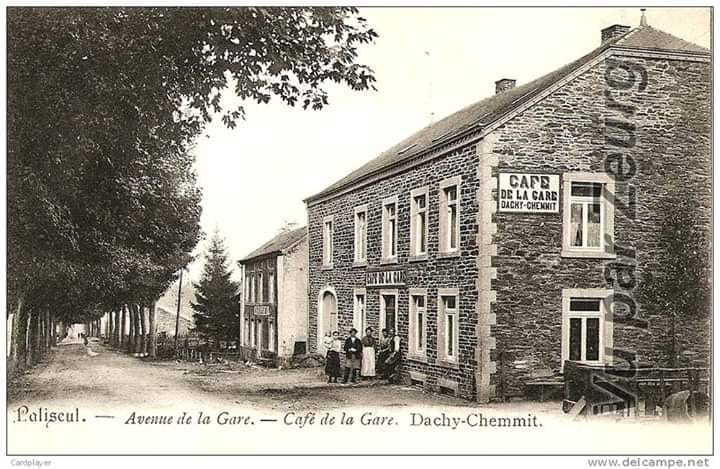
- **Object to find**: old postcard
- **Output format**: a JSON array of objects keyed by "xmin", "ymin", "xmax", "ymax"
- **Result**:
[{"xmin": 4, "ymin": 4, "xmax": 714, "ymax": 465}]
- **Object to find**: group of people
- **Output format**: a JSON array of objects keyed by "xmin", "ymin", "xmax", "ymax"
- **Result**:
[{"xmin": 323, "ymin": 327, "xmax": 401, "ymax": 384}]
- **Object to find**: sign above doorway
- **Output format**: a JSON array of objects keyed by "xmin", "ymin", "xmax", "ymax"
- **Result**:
[{"xmin": 366, "ymin": 269, "xmax": 406, "ymax": 288}]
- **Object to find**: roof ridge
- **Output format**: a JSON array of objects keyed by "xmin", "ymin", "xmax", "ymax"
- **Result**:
[
  {"xmin": 305, "ymin": 23, "xmax": 709, "ymax": 204},
  {"xmin": 240, "ymin": 225, "xmax": 307, "ymax": 262}
]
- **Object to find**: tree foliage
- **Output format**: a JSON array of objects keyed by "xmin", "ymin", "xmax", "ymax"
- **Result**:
[
  {"xmin": 639, "ymin": 194, "xmax": 711, "ymax": 365},
  {"xmin": 191, "ymin": 231, "xmax": 241, "ymax": 344},
  {"xmin": 7, "ymin": 7, "xmax": 378, "ymax": 329}
]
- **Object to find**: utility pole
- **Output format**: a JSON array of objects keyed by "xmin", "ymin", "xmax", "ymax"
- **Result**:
[{"xmin": 173, "ymin": 268, "xmax": 184, "ymax": 353}]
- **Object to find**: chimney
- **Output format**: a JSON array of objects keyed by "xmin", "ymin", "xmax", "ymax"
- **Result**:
[
  {"xmin": 495, "ymin": 78, "xmax": 516, "ymax": 94},
  {"xmin": 601, "ymin": 24, "xmax": 631, "ymax": 43}
]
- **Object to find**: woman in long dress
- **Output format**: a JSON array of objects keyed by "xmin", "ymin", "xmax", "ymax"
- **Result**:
[
  {"xmin": 360, "ymin": 327, "xmax": 376, "ymax": 379},
  {"xmin": 324, "ymin": 331, "xmax": 342, "ymax": 383}
]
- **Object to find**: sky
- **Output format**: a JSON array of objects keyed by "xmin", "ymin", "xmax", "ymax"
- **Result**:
[{"xmin": 183, "ymin": 6, "xmax": 711, "ymax": 283}]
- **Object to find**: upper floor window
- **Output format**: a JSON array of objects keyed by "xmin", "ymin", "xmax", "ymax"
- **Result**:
[
  {"xmin": 562, "ymin": 173, "xmax": 615, "ymax": 258},
  {"xmin": 382, "ymin": 196, "xmax": 398, "ymax": 262},
  {"xmin": 353, "ymin": 289, "xmax": 367, "ymax": 332},
  {"xmin": 249, "ymin": 273, "xmax": 256, "ymax": 303},
  {"xmin": 322, "ymin": 215, "xmax": 334, "ymax": 267},
  {"xmin": 257, "ymin": 272, "xmax": 264, "ymax": 303},
  {"xmin": 440, "ymin": 176, "xmax": 461, "ymax": 254},
  {"xmin": 354, "ymin": 205, "xmax": 368, "ymax": 263},
  {"xmin": 268, "ymin": 271, "xmax": 275, "ymax": 304},
  {"xmin": 410, "ymin": 187, "xmax": 429, "ymax": 259}
]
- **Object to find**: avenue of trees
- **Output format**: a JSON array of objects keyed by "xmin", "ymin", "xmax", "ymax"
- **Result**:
[{"xmin": 8, "ymin": 7, "xmax": 377, "ymax": 373}]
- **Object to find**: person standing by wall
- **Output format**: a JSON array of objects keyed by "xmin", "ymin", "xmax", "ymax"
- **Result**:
[
  {"xmin": 324, "ymin": 331, "xmax": 342, "ymax": 383},
  {"xmin": 342, "ymin": 328, "xmax": 363, "ymax": 384},
  {"xmin": 376, "ymin": 328, "xmax": 390, "ymax": 378},
  {"xmin": 361, "ymin": 327, "xmax": 376, "ymax": 379},
  {"xmin": 384, "ymin": 328, "xmax": 401, "ymax": 383}
]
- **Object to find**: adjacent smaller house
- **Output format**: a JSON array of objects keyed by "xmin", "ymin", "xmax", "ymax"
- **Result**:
[
  {"xmin": 239, "ymin": 226, "xmax": 308, "ymax": 366},
  {"xmin": 154, "ymin": 306, "xmax": 193, "ymax": 337}
]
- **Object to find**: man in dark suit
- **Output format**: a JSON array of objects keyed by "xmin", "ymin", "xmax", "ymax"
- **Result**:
[{"xmin": 343, "ymin": 328, "xmax": 363, "ymax": 384}]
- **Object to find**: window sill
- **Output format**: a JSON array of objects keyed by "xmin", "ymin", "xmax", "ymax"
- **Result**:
[
  {"xmin": 380, "ymin": 257, "xmax": 399, "ymax": 265},
  {"xmin": 438, "ymin": 250, "xmax": 461, "ymax": 259},
  {"xmin": 321, "ymin": 265, "xmax": 334, "ymax": 271},
  {"xmin": 560, "ymin": 359, "xmax": 605, "ymax": 372},
  {"xmin": 407, "ymin": 354, "xmax": 428, "ymax": 364},
  {"xmin": 436, "ymin": 359, "xmax": 460, "ymax": 370},
  {"xmin": 352, "ymin": 260, "xmax": 368, "ymax": 268},
  {"xmin": 561, "ymin": 249, "xmax": 616, "ymax": 259},
  {"xmin": 408, "ymin": 254, "xmax": 428, "ymax": 263}
]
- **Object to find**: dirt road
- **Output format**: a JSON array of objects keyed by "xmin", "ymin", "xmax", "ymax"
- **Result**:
[
  {"xmin": 7, "ymin": 340, "xmax": 711, "ymax": 455},
  {"xmin": 8, "ymin": 339, "xmax": 234, "ymax": 412},
  {"xmin": 8, "ymin": 339, "xmax": 490, "ymax": 412}
]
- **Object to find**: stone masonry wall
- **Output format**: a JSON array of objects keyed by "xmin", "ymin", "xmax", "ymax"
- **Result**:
[
  {"xmin": 307, "ymin": 143, "xmax": 480, "ymax": 399},
  {"xmin": 489, "ymin": 52, "xmax": 711, "ymax": 397},
  {"xmin": 306, "ymin": 49, "xmax": 710, "ymax": 402}
]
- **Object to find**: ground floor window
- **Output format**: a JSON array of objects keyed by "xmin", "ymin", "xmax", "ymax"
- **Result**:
[
  {"xmin": 438, "ymin": 288, "xmax": 459, "ymax": 363},
  {"xmin": 380, "ymin": 290, "xmax": 398, "ymax": 332},
  {"xmin": 251, "ymin": 319, "xmax": 257, "ymax": 348},
  {"xmin": 408, "ymin": 288, "xmax": 427, "ymax": 359},
  {"xmin": 562, "ymin": 288, "xmax": 613, "ymax": 368}
]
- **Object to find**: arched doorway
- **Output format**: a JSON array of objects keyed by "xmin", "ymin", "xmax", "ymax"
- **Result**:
[{"xmin": 318, "ymin": 289, "xmax": 338, "ymax": 352}]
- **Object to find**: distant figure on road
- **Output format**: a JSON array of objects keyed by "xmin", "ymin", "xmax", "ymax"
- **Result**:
[
  {"xmin": 324, "ymin": 331, "xmax": 342, "ymax": 383},
  {"xmin": 361, "ymin": 327, "xmax": 376, "ymax": 379},
  {"xmin": 342, "ymin": 328, "xmax": 363, "ymax": 384},
  {"xmin": 82, "ymin": 333, "xmax": 89, "ymax": 346}
]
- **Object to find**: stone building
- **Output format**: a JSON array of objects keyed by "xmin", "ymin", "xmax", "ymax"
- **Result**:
[
  {"xmin": 304, "ymin": 22, "xmax": 711, "ymax": 401},
  {"xmin": 238, "ymin": 227, "xmax": 308, "ymax": 366}
]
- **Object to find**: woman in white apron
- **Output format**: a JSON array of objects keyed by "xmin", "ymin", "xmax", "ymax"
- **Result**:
[{"xmin": 361, "ymin": 327, "xmax": 377, "ymax": 378}]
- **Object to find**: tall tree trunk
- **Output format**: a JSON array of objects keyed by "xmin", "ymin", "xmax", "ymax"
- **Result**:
[
  {"xmin": 121, "ymin": 305, "xmax": 128, "ymax": 348},
  {"xmin": 139, "ymin": 305, "xmax": 147, "ymax": 356},
  {"xmin": 25, "ymin": 311, "xmax": 34, "ymax": 367},
  {"xmin": 35, "ymin": 313, "xmax": 43, "ymax": 360},
  {"xmin": 40, "ymin": 312, "xmax": 46, "ymax": 354},
  {"xmin": 148, "ymin": 302, "xmax": 157, "ymax": 359},
  {"xmin": 115, "ymin": 309, "xmax": 122, "ymax": 346},
  {"xmin": 10, "ymin": 293, "xmax": 25, "ymax": 372},
  {"xmin": 127, "ymin": 305, "xmax": 135, "ymax": 353},
  {"xmin": 46, "ymin": 311, "xmax": 53, "ymax": 349},
  {"xmin": 132, "ymin": 304, "xmax": 140, "ymax": 354}
]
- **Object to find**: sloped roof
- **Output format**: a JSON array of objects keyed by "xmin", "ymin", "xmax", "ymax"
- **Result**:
[
  {"xmin": 240, "ymin": 226, "xmax": 307, "ymax": 262},
  {"xmin": 305, "ymin": 25, "xmax": 709, "ymax": 203},
  {"xmin": 619, "ymin": 25, "xmax": 709, "ymax": 53}
]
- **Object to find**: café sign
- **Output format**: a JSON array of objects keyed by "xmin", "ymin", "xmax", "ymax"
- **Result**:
[
  {"xmin": 366, "ymin": 269, "xmax": 406, "ymax": 288},
  {"xmin": 251, "ymin": 305, "xmax": 271, "ymax": 316},
  {"xmin": 498, "ymin": 173, "xmax": 560, "ymax": 213}
]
